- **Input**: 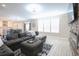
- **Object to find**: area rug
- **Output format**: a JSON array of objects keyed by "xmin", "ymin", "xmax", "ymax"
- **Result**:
[
  {"xmin": 14, "ymin": 43, "xmax": 53, "ymax": 56},
  {"xmin": 37, "ymin": 43, "xmax": 52, "ymax": 56}
]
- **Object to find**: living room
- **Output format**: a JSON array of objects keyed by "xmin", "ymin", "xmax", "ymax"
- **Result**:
[{"xmin": 0, "ymin": 3, "xmax": 78, "ymax": 56}]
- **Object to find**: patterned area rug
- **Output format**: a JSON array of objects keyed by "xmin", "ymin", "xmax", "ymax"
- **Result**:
[
  {"xmin": 14, "ymin": 43, "xmax": 53, "ymax": 56},
  {"xmin": 37, "ymin": 43, "xmax": 52, "ymax": 56}
]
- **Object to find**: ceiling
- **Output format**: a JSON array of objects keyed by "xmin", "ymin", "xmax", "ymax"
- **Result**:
[{"xmin": 0, "ymin": 3, "xmax": 73, "ymax": 19}]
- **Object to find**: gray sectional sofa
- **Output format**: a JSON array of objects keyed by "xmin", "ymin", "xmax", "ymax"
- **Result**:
[{"xmin": 0, "ymin": 29, "xmax": 47, "ymax": 56}]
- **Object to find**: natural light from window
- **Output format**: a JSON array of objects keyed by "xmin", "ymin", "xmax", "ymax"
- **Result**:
[{"xmin": 38, "ymin": 16, "xmax": 60, "ymax": 33}]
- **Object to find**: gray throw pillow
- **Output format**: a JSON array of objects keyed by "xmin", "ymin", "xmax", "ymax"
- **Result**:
[{"xmin": 27, "ymin": 31, "xmax": 36, "ymax": 37}]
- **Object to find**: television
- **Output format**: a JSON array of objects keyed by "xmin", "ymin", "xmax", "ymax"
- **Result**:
[
  {"xmin": 73, "ymin": 3, "xmax": 78, "ymax": 20},
  {"xmin": 68, "ymin": 11, "xmax": 74, "ymax": 23},
  {"xmin": 68, "ymin": 3, "xmax": 78, "ymax": 23}
]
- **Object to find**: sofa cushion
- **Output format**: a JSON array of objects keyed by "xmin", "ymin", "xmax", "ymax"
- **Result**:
[
  {"xmin": 21, "ymin": 39, "xmax": 42, "ymax": 50},
  {"xmin": 6, "ymin": 33, "xmax": 18, "ymax": 40},
  {"xmin": 6, "ymin": 29, "xmax": 22, "ymax": 40},
  {"xmin": 4, "ymin": 37, "xmax": 31, "ymax": 46},
  {"xmin": 20, "ymin": 38, "xmax": 44, "ymax": 55},
  {"xmin": 18, "ymin": 33, "xmax": 27, "ymax": 38}
]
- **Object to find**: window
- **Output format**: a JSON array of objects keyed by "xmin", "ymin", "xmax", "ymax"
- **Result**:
[
  {"xmin": 38, "ymin": 16, "xmax": 60, "ymax": 33},
  {"xmin": 25, "ymin": 22, "xmax": 30, "ymax": 31},
  {"xmin": 43, "ymin": 17, "xmax": 50, "ymax": 32},
  {"xmin": 38, "ymin": 19, "xmax": 44, "ymax": 32},
  {"xmin": 51, "ymin": 16, "xmax": 59, "ymax": 33}
]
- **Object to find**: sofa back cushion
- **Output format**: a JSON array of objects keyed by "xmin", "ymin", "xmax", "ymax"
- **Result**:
[
  {"xmin": 6, "ymin": 33, "xmax": 18, "ymax": 40},
  {"xmin": 18, "ymin": 33, "xmax": 26, "ymax": 38},
  {"xmin": 5, "ymin": 29, "xmax": 22, "ymax": 40}
]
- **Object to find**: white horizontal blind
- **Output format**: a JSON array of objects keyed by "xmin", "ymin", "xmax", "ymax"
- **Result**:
[
  {"xmin": 38, "ymin": 16, "xmax": 59, "ymax": 33},
  {"xmin": 43, "ymin": 17, "xmax": 50, "ymax": 32},
  {"xmin": 51, "ymin": 16, "xmax": 59, "ymax": 33},
  {"xmin": 38, "ymin": 19, "xmax": 44, "ymax": 32},
  {"xmin": 25, "ymin": 22, "xmax": 30, "ymax": 31}
]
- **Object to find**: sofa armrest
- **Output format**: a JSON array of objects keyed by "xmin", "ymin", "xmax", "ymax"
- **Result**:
[{"xmin": 0, "ymin": 44, "xmax": 14, "ymax": 56}]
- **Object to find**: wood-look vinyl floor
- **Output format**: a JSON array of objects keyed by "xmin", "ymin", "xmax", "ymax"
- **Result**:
[{"xmin": 45, "ymin": 36, "xmax": 75, "ymax": 56}]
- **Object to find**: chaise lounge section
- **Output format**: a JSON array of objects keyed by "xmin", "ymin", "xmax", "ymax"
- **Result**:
[{"xmin": 20, "ymin": 35, "xmax": 46, "ymax": 56}]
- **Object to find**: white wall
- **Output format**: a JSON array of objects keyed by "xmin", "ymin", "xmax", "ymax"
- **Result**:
[{"xmin": 59, "ymin": 13, "xmax": 70, "ymax": 38}]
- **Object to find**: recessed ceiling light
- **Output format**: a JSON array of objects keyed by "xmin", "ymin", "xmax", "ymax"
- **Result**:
[{"xmin": 2, "ymin": 4, "xmax": 6, "ymax": 7}]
